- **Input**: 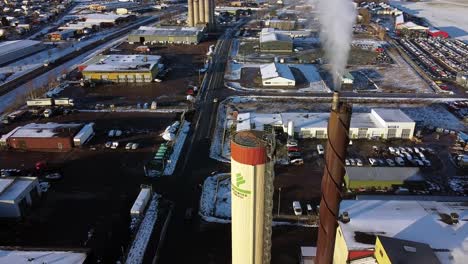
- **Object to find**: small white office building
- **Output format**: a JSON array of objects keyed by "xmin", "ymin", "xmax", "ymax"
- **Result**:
[
  {"xmin": 236, "ymin": 108, "xmax": 415, "ymax": 139},
  {"xmin": 0, "ymin": 177, "xmax": 41, "ymax": 218}
]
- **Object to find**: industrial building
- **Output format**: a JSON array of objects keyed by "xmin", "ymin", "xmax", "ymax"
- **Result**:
[
  {"xmin": 264, "ymin": 19, "xmax": 296, "ymax": 30},
  {"xmin": 333, "ymin": 200, "xmax": 467, "ymax": 264},
  {"xmin": 128, "ymin": 26, "xmax": 204, "ymax": 45},
  {"xmin": 261, "ymin": 27, "xmax": 312, "ymax": 38},
  {"xmin": 231, "ymin": 130, "xmax": 274, "ymax": 264},
  {"xmin": 260, "ymin": 63, "xmax": 296, "ymax": 87},
  {"xmin": 0, "ymin": 177, "xmax": 41, "ymax": 218},
  {"xmin": 1, "ymin": 123, "xmax": 93, "ymax": 151},
  {"xmin": 236, "ymin": 109, "xmax": 416, "ymax": 139},
  {"xmin": 80, "ymin": 54, "xmax": 161, "ymax": 83},
  {"xmin": 0, "ymin": 40, "xmax": 46, "ymax": 66},
  {"xmin": 259, "ymin": 29, "xmax": 293, "ymax": 53},
  {"xmin": 187, "ymin": 0, "xmax": 215, "ymax": 29},
  {"xmin": 344, "ymin": 167, "xmax": 424, "ymax": 190}
]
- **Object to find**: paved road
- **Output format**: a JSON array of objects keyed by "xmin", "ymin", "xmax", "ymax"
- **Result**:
[{"xmin": 157, "ymin": 23, "xmax": 243, "ymax": 264}]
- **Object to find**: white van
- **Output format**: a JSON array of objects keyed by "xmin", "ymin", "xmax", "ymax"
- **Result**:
[
  {"xmin": 317, "ymin": 144, "xmax": 324, "ymax": 155},
  {"xmin": 293, "ymin": 201, "xmax": 302, "ymax": 216}
]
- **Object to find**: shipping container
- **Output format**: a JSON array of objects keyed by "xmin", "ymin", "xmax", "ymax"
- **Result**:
[{"xmin": 26, "ymin": 98, "xmax": 53, "ymax": 107}]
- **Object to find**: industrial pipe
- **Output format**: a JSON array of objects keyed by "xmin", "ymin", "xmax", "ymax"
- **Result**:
[{"xmin": 316, "ymin": 92, "xmax": 352, "ymax": 264}]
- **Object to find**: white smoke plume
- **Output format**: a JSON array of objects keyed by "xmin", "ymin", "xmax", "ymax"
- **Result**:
[{"xmin": 316, "ymin": 0, "xmax": 356, "ymax": 90}]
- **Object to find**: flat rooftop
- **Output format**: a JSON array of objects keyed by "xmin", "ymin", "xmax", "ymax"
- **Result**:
[
  {"xmin": 338, "ymin": 200, "xmax": 468, "ymax": 264},
  {"xmin": 9, "ymin": 123, "xmax": 83, "ymax": 139},
  {"xmin": 83, "ymin": 54, "xmax": 161, "ymax": 72},
  {"xmin": 260, "ymin": 31, "xmax": 292, "ymax": 43},
  {"xmin": 130, "ymin": 26, "xmax": 204, "ymax": 37},
  {"xmin": 345, "ymin": 167, "xmax": 424, "ymax": 182},
  {"xmin": 0, "ymin": 40, "xmax": 42, "ymax": 58},
  {"xmin": 372, "ymin": 108, "xmax": 414, "ymax": 123},
  {"xmin": 0, "ymin": 177, "xmax": 37, "ymax": 202}
]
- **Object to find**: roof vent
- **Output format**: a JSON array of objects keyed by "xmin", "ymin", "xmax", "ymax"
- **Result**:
[
  {"xmin": 340, "ymin": 211, "xmax": 350, "ymax": 223},
  {"xmin": 403, "ymin": 246, "xmax": 416, "ymax": 253}
]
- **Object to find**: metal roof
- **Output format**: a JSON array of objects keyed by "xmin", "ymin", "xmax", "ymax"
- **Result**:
[
  {"xmin": 345, "ymin": 167, "xmax": 424, "ymax": 182},
  {"xmin": 0, "ymin": 40, "xmax": 42, "ymax": 57},
  {"xmin": 260, "ymin": 63, "xmax": 294, "ymax": 81}
]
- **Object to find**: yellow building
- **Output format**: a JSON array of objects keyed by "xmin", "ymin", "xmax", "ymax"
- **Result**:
[{"xmin": 80, "ymin": 54, "xmax": 161, "ymax": 83}]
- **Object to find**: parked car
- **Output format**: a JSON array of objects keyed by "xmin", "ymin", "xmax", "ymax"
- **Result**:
[
  {"xmin": 412, "ymin": 159, "xmax": 424, "ymax": 166},
  {"xmin": 115, "ymin": 130, "xmax": 122, "ymax": 137},
  {"xmin": 293, "ymin": 201, "xmax": 302, "ymax": 216},
  {"xmin": 290, "ymin": 158, "xmax": 304, "ymax": 165},
  {"xmin": 395, "ymin": 157, "xmax": 405, "ymax": 166},
  {"xmin": 422, "ymin": 158, "xmax": 431, "ymax": 167},
  {"xmin": 131, "ymin": 143, "xmax": 139, "ymax": 150},
  {"xmin": 372, "ymin": 146, "xmax": 379, "ymax": 152},
  {"xmin": 389, "ymin": 146, "xmax": 395, "ymax": 153},
  {"xmin": 288, "ymin": 151, "xmax": 302, "ymax": 158},
  {"xmin": 386, "ymin": 158, "xmax": 396, "ymax": 166},
  {"xmin": 45, "ymin": 173, "xmax": 62, "ymax": 180},
  {"xmin": 405, "ymin": 147, "xmax": 414, "ymax": 153},
  {"xmin": 125, "ymin": 143, "xmax": 133, "ymax": 150},
  {"xmin": 317, "ymin": 144, "xmax": 324, "ymax": 155},
  {"xmin": 306, "ymin": 204, "xmax": 313, "ymax": 215},
  {"xmin": 108, "ymin": 130, "xmax": 115, "ymax": 137},
  {"xmin": 287, "ymin": 139, "xmax": 298, "ymax": 147},
  {"xmin": 288, "ymin": 146, "xmax": 300, "ymax": 152},
  {"xmin": 111, "ymin": 142, "xmax": 119, "ymax": 149},
  {"xmin": 349, "ymin": 159, "xmax": 356, "ymax": 166},
  {"xmin": 345, "ymin": 159, "xmax": 350, "ymax": 166},
  {"xmin": 355, "ymin": 158, "xmax": 363, "ymax": 166},
  {"xmin": 368, "ymin": 158, "xmax": 377, "ymax": 166},
  {"xmin": 105, "ymin": 141, "xmax": 112, "ymax": 148}
]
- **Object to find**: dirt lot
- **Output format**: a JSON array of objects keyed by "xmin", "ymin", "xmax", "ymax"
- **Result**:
[
  {"xmin": 60, "ymin": 40, "xmax": 216, "ymax": 108},
  {"xmin": 0, "ymin": 112, "xmax": 179, "ymax": 262}
]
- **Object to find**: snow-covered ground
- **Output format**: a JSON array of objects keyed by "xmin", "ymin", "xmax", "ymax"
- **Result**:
[
  {"xmin": 163, "ymin": 121, "xmax": 191, "ymax": 176},
  {"xmin": 126, "ymin": 194, "xmax": 160, "ymax": 264},
  {"xmin": 390, "ymin": 0, "xmax": 468, "ymax": 42}
]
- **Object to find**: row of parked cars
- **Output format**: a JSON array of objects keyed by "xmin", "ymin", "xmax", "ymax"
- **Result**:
[
  {"xmin": 286, "ymin": 138, "xmax": 304, "ymax": 165},
  {"xmin": 386, "ymin": 146, "xmax": 434, "ymax": 167}
]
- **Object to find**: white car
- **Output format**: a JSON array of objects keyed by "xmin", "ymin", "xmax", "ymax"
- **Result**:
[
  {"xmin": 388, "ymin": 147, "xmax": 395, "ymax": 154},
  {"xmin": 418, "ymin": 152, "xmax": 425, "ymax": 159},
  {"xmin": 355, "ymin": 158, "xmax": 363, "ymax": 166},
  {"xmin": 405, "ymin": 153, "xmax": 413, "ymax": 160},
  {"xmin": 386, "ymin": 158, "xmax": 396, "ymax": 166},
  {"xmin": 317, "ymin": 144, "xmax": 324, "ymax": 155},
  {"xmin": 345, "ymin": 159, "xmax": 351, "ymax": 166},
  {"xmin": 105, "ymin": 141, "xmax": 112, "ymax": 148},
  {"xmin": 293, "ymin": 201, "xmax": 302, "ymax": 216},
  {"xmin": 368, "ymin": 158, "xmax": 377, "ymax": 166},
  {"xmin": 413, "ymin": 147, "xmax": 420, "ymax": 153},
  {"xmin": 131, "ymin": 143, "xmax": 139, "ymax": 150},
  {"xmin": 290, "ymin": 158, "xmax": 304, "ymax": 165},
  {"xmin": 108, "ymin": 130, "xmax": 115, "ymax": 137},
  {"xmin": 287, "ymin": 139, "xmax": 298, "ymax": 147},
  {"xmin": 406, "ymin": 147, "xmax": 414, "ymax": 153},
  {"xmin": 125, "ymin": 143, "xmax": 133, "ymax": 150},
  {"xmin": 111, "ymin": 142, "xmax": 119, "ymax": 149},
  {"xmin": 349, "ymin": 158, "xmax": 356, "ymax": 166}
]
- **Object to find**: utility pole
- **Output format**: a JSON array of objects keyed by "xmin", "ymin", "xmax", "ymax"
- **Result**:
[{"xmin": 277, "ymin": 187, "xmax": 281, "ymax": 216}]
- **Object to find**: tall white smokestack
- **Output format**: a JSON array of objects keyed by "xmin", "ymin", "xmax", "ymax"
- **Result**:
[{"xmin": 316, "ymin": 0, "xmax": 356, "ymax": 90}]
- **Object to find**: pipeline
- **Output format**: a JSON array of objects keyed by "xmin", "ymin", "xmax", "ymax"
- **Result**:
[{"xmin": 316, "ymin": 92, "xmax": 352, "ymax": 264}]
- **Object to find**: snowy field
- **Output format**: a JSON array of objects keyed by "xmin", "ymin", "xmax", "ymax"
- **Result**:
[
  {"xmin": 163, "ymin": 122, "xmax": 191, "ymax": 176},
  {"xmin": 402, "ymin": 104, "xmax": 466, "ymax": 131},
  {"xmin": 199, "ymin": 173, "xmax": 232, "ymax": 223},
  {"xmin": 390, "ymin": 0, "xmax": 468, "ymax": 42},
  {"xmin": 126, "ymin": 194, "xmax": 160, "ymax": 264},
  {"xmin": 0, "ymin": 250, "xmax": 86, "ymax": 264}
]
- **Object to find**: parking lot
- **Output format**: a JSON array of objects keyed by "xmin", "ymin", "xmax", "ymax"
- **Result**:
[{"xmin": 0, "ymin": 111, "xmax": 178, "ymax": 262}]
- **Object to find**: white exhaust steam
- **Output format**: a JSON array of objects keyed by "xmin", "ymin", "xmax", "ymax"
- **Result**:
[{"xmin": 317, "ymin": 0, "xmax": 356, "ymax": 90}]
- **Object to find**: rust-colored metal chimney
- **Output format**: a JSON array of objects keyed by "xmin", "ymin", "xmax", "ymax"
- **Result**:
[{"xmin": 316, "ymin": 92, "xmax": 352, "ymax": 264}]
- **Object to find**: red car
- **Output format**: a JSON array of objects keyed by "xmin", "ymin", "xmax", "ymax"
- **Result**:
[{"xmin": 288, "ymin": 146, "xmax": 300, "ymax": 152}]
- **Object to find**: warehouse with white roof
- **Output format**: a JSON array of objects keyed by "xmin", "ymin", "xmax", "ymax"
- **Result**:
[
  {"xmin": 128, "ymin": 26, "xmax": 205, "ymax": 45},
  {"xmin": 0, "ymin": 177, "xmax": 41, "ymax": 218},
  {"xmin": 260, "ymin": 63, "xmax": 296, "ymax": 87},
  {"xmin": 0, "ymin": 40, "xmax": 46, "ymax": 66},
  {"xmin": 236, "ymin": 109, "xmax": 415, "ymax": 139},
  {"xmin": 259, "ymin": 28, "xmax": 293, "ymax": 53}
]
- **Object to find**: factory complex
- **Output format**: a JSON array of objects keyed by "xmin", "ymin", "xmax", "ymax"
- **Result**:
[
  {"xmin": 80, "ymin": 54, "xmax": 162, "ymax": 83},
  {"xmin": 236, "ymin": 108, "xmax": 416, "ymax": 139}
]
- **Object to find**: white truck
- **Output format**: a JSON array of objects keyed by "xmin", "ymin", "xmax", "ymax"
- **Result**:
[
  {"xmin": 43, "ymin": 109, "xmax": 53, "ymax": 118},
  {"xmin": 130, "ymin": 186, "xmax": 152, "ymax": 216},
  {"xmin": 73, "ymin": 123, "xmax": 94, "ymax": 146},
  {"xmin": 26, "ymin": 98, "xmax": 53, "ymax": 107},
  {"xmin": 54, "ymin": 98, "xmax": 74, "ymax": 106}
]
